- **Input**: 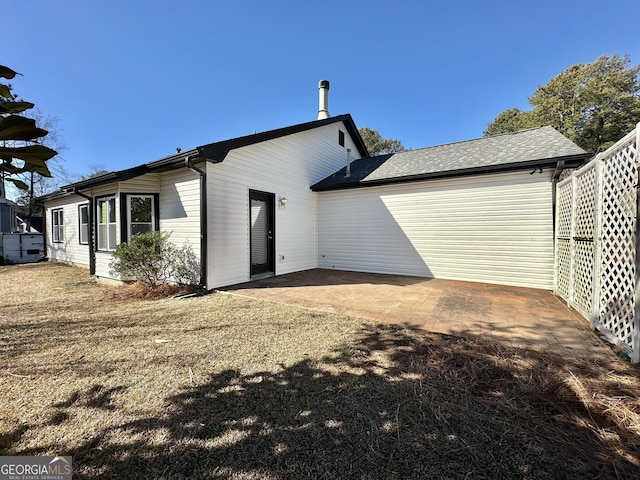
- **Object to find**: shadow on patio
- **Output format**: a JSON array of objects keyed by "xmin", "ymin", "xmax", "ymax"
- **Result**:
[{"xmin": 222, "ymin": 269, "xmax": 612, "ymax": 360}]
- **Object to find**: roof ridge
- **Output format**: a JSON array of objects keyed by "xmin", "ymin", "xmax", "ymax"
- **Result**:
[{"xmin": 394, "ymin": 126, "xmax": 556, "ymax": 155}]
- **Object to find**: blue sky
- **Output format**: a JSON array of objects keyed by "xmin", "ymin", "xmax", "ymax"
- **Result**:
[{"xmin": 4, "ymin": 0, "xmax": 639, "ymax": 184}]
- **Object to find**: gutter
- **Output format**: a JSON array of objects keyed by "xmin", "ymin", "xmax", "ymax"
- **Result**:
[
  {"xmin": 311, "ymin": 153, "xmax": 591, "ymax": 192},
  {"xmin": 73, "ymin": 188, "xmax": 96, "ymax": 275},
  {"xmin": 185, "ymin": 155, "xmax": 207, "ymax": 289}
]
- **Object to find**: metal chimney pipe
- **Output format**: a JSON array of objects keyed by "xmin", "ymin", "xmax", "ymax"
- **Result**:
[{"xmin": 318, "ymin": 80, "xmax": 330, "ymax": 119}]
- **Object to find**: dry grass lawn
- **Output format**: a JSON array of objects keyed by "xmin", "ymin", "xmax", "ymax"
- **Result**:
[{"xmin": 1, "ymin": 262, "xmax": 640, "ymax": 479}]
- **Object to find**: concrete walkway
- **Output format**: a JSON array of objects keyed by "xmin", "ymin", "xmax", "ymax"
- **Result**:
[{"xmin": 222, "ymin": 269, "xmax": 612, "ymax": 359}]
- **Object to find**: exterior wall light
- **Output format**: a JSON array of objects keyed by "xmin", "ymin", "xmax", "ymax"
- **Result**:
[{"xmin": 280, "ymin": 197, "xmax": 288, "ymax": 207}]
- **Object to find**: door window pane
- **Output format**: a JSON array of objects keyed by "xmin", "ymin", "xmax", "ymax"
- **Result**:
[{"xmin": 251, "ymin": 199, "xmax": 268, "ymax": 265}]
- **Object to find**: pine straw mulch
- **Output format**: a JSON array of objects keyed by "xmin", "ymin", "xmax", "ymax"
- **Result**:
[
  {"xmin": 104, "ymin": 281, "xmax": 198, "ymax": 301},
  {"xmin": 1, "ymin": 262, "xmax": 639, "ymax": 479}
]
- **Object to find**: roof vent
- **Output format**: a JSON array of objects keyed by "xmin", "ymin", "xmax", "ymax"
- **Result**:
[{"xmin": 318, "ymin": 80, "xmax": 330, "ymax": 120}]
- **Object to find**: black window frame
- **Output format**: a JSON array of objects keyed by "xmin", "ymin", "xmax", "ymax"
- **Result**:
[
  {"xmin": 78, "ymin": 203, "xmax": 89, "ymax": 245},
  {"xmin": 121, "ymin": 193, "xmax": 160, "ymax": 242},
  {"xmin": 52, "ymin": 208, "xmax": 64, "ymax": 243},
  {"xmin": 96, "ymin": 195, "xmax": 118, "ymax": 252}
]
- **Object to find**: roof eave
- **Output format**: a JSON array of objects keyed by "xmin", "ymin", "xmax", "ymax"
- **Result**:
[
  {"xmin": 196, "ymin": 113, "xmax": 368, "ymax": 160},
  {"xmin": 311, "ymin": 152, "xmax": 591, "ymax": 192},
  {"xmin": 42, "ymin": 114, "xmax": 368, "ymax": 201}
]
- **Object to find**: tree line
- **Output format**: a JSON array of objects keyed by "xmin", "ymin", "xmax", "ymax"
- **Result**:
[{"xmin": 484, "ymin": 54, "xmax": 640, "ymax": 153}]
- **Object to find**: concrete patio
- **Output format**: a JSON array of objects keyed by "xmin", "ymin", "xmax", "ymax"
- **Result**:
[{"xmin": 221, "ymin": 269, "xmax": 613, "ymax": 360}]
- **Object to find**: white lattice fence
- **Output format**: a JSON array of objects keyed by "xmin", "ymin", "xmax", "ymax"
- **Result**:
[
  {"xmin": 555, "ymin": 180, "xmax": 572, "ymax": 300},
  {"xmin": 573, "ymin": 163, "xmax": 598, "ymax": 319},
  {"xmin": 597, "ymin": 133, "xmax": 638, "ymax": 358},
  {"xmin": 555, "ymin": 124, "xmax": 640, "ymax": 363}
]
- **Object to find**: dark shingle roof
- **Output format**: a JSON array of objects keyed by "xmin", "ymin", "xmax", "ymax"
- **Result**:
[
  {"xmin": 42, "ymin": 114, "xmax": 367, "ymax": 199},
  {"xmin": 312, "ymin": 126, "xmax": 591, "ymax": 191}
]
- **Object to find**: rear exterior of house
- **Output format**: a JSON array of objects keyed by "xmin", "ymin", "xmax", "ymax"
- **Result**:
[
  {"xmin": 45, "ymin": 170, "xmax": 199, "ymax": 278},
  {"xmin": 42, "ymin": 85, "xmax": 590, "ymax": 293},
  {"xmin": 43, "ymin": 115, "xmax": 365, "ymax": 288},
  {"xmin": 313, "ymin": 127, "xmax": 591, "ymax": 290}
]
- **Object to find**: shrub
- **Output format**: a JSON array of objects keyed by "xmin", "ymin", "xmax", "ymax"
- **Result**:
[{"xmin": 109, "ymin": 231, "xmax": 200, "ymax": 289}]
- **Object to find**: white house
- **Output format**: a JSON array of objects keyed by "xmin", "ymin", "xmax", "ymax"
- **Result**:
[
  {"xmin": 43, "ymin": 83, "xmax": 367, "ymax": 288},
  {"xmin": 42, "ymin": 82, "xmax": 590, "ymax": 290}
]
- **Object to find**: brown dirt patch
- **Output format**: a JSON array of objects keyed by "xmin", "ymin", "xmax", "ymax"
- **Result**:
[{"xmin": 104, "ymin": 281, "xmax": 197, "ymax": 300}]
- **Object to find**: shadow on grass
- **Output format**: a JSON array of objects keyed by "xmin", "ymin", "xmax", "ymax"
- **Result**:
[{"xmin": 8, "ymin": 324, "xmax": 640, "ymax": 479}]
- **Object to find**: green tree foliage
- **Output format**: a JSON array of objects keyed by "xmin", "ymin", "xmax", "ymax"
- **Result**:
[
  {"xmin": 109, "ymin": 231, "xmax": 200, "ymax": 289},
  {"xmin": 484, "ymin": 54, "xmax": 640, "ymax": 152},
  {"xmin": 482, "ymin": 108, "xmax": 532, "ymax": 137},
  {"xmin": 0, "ymin": 65, "xmax": 57, "ymax": 193},
  {"xmin": 359, "ymin": 127, "xmax": 405, "ymax": 156}
]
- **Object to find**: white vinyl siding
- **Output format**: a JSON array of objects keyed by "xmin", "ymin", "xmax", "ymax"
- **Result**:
[
  {"xmin": 206, "ymin": 121, "xmax": 361, "ymax": 288},
  {"xmin": 318, "ymin": 170, "xmax": 555, "ymax": 289},
  {"xmin": 44, "ymin": 196, "xmax": 90, "ymax": 266},
  {"xmin": 159, "ymin": 168, "xmax": 201, "ymax": 263}
]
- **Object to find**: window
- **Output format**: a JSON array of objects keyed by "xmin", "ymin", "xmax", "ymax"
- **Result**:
[
  {"xmin": 127, "ymin": 195, "xmax": 155, "ymax": 241},
  {"xmin": 339, "ymin": 129, "xmax": 345, "ymax": 147},
  {"xmin": 97, "ymin": 197, "xmax": 117, "ymax": 251},
  {"xmin": 52, "ymin": 209, "xmax": 64, "ymax": 243},
  {"xmin": 79, "ymin": 204, "xmax": 89, "ymax": 245}
]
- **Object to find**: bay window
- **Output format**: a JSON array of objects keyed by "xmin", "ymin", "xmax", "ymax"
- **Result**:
[
  {"xmin": 97, "ymin": 197, "xmax": 117, "ymax": 251},
  {"xmin": 127, "ymin": 195, "xmax": 155, "ymax": 240}
]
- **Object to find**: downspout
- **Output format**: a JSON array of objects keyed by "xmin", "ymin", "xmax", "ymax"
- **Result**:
[
  {"xmin": 74, "ymin": 189, "xmax": 96, "ymax": 275},
  {"xmin": 551, "ymin": 160, "xmax": 567, "ymax": 243},
  {"xmin": 185, "ymin": 155, "xmax": 207, "ymax": 289}
]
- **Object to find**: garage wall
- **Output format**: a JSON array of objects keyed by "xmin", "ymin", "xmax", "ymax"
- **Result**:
[{"xmin": 318, "ymin": 169, "xmax": 555, "ymax": 289}]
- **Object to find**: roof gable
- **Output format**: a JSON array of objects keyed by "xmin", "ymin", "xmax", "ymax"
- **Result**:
[{"xmin": 312, "ymin": 126, "xmax": 591, "ymax": 191}]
